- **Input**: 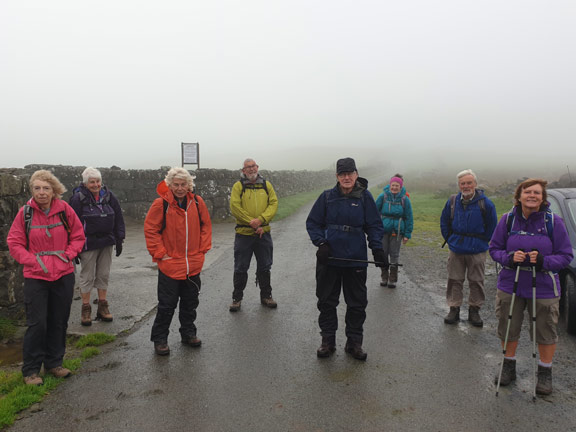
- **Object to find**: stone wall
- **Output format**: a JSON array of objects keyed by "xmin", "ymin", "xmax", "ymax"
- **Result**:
[{"xmin": 0, "ymin": 165, "xmax": 334, "ymax": 315}]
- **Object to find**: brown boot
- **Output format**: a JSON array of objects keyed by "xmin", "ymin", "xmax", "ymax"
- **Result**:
[
  {"xmin": 380, "ymin": 268, "xmax": 389, "ymax": 287},
  {"xmin": 24, "ymin": 374, "xmax": 43, "ymax": 386},
  {"xmin": 261, "ymin": 297, "xmax": 278, "ymax": 308},
  {"xmin": 344, "ymin": 339, "xmax": 367, "ymax": 361},
  {"xmin": 81, "ymin": 303, "xmax": 92, "ymax": 326},
  {"xmin": 47, "ymin": 366, "xmax": 72, "ymax": 378},
  {"xmin": 316, "ymin": 336, "xmax": 336, "ymax": 358},
  {"xmin": 444, "ymin": 307, "xmax": 460, "ymax": 324},
  {"xmin": 388, "ymin": 265, "xmax": 398, "ymax": 289},
  {"xmin": 468, "ymin": 306, "xmax": 483, "ymax": 327},
  {"xmin": 536, "ymin": 365, "xmax": 553, "ymax": 395},
  {"xmin": 96, "ymin": 299, "xmax": 113, "ymax": 322}
]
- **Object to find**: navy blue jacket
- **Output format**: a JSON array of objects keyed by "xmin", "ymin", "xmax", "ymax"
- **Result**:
[
  {"xmin": 440, "ymin": 189, "xmax": 497, "ymax": 255},
  {"xmin": 306, "ymin": 179, "xmax": 384, "ymax": 267},
  {"xmin": 69, "ymin": 185, "xmax": 126, "ymax": 251}
]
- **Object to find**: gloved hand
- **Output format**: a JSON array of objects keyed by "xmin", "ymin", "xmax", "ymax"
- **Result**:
[
  {"xmin": 372, "ymin": 249, "xmax": 388, "ymax": 268},
  {"xmin": 507, "ymin": 255, "xmax": 517, "ymax": 268},
  {"xmin": 534, "ymin": 253, "xmax": 544, "ymax": 271},
  {"xmin": 115, "ymin": 241, "xmax": 123, "ymax": 257},
  {"xmin": 316, "ymin": 243, "xmax": 332, "ymax": 265}
]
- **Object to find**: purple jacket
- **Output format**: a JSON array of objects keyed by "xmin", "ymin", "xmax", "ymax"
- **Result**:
[
  {"xmin": 489, "ymin": 205, "xmax": 573, "ymax": 299},
  {"xmin": 69, "ymin": 185, "xmax": 126, "ymax": 251}
]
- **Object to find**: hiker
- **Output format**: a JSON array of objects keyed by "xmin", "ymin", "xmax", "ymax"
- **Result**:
[
  {"xmin": 306, "ymin": 157, "xmax": 386, "ymax": 360},
  {"xmin": 7, "ymin": 170, "xmax": 85, "ymax": 386},
  {"xmin": 228, "ymin": 158, "xmax": 279, "ymax": 312},
  {"xmin": 374, "ymin": 174, "xmax": 413, "ymax": 288},
  {"xmin": 143, "ymin": 167, "xmax": 212, "ymax": 356},
  {"xmin": 489, "ymin": 178, "xmax": 572, "ymax": 395},
  {"xmin": 440, "ymin": 169, "xmax": 497, "ymax": 327},
  {"xmin": 69, "ymin": 167, "xmax": 126, "ymax": 326}
]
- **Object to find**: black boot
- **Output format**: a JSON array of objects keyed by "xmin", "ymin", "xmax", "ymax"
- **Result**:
[
  {"xmin": 316, "ymin": 335, "xmax": 336, "ymax": 358},
  {"xmin": 495, "ymin": 358, "xmax": 516, "ymax": 386},
  {"xmin": 344, "ymin": 339, "xmax": 367, "ymax": 361},
  {"xmin": 256, "ymin": 271, "xmax": 277, "ymax": 308},
  {"xmin": 230, "ymin": 272, "xmax": 248, "ymax": 312},
  {"xmin": 444, "ymin": 307, "xmax": 460, "ymax": 324},
  {"xmin": 536, "ymin": 365, "xmax": 553, "ymax": 395},
  {"xmin": 468, "ymin": 306, "xmax": 483, "ymax": 327},
  {"xmin": 380, "ymin": 268, "xmax": 389, "ymax": 287},
  {"xmin": 388, "ymin": 265, "xmax": 398, "ymax": 289}
]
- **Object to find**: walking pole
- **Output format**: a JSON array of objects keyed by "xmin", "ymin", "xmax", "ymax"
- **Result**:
[
  {"xmin": 328, "ymin": 257, "xmax": 402, "ymax": 266},
  {"xmin": 496, "ymin": 263, "xmax": 521, "ymax": 397},
  {"xmin": 531, "ymin": 256, "xmax": 538, "ymax": 402}
]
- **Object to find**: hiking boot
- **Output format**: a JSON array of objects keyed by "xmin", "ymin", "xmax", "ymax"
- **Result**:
[
  {"xmin": 261, "ymin": 297, "xmax": 278, "ymax": 309},
  {"xmin": 81, "ymin": 303, "xmax": 92, "ymax": 327},
  {"xmin": 388, "ymin": 265, "xmax": 398, "ymax": 289},
  {"xmin": 181, "ymin": 336, "xmax": 202, "ymax": 347},
  {"xmin": 380, "ymin": 268, "xmax": 389, "ymax": 287},
  {"xmin": 96, "ymin": 299, "xmax": 113, "ymax": 322},
  {"xmin": 536, "ymin": 365, "xmax": 553, "ymax": 396},
  {"xmin": 444, "ymin": 307, "xmax": 460, "ymax": 324},
  {"xmin": 47, "ymin": 366, "xmax": 72, "ymax": 378},
  {"xmin": 316, "ymin": 336, "xmax": 336, "ymax": 358},
  {"xmin": 468, "ymin": 306, "xmax": 483, "ymax": 327},
  {"xmin": 229, "ymin": 300, "xmax": 242, "ymax": 312},
  {"xmin": 344, "ymin": 340, "xmax": 367, "ymax": 361},
  {"xmin": 495, "ymin": 358, "xmax": 516, "ymax": 386},
  {"xmin": 24, "ymin": 374, "xmax": 43, "ymax": 386},
  {"xmin": 154, "ymin": 341, "xmax": 170, "ymax": 356}
]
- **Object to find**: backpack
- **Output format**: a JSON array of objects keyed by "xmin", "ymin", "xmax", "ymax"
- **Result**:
[
  {"xmin": 240, "ymin": 178, "xmax": 269, "ymax": 200},
  {"xmin": 441, "ymin": 194, "xmax": 487, "ymax": 248},
  {"xmin": 23, "ymin": 205, "xmax": 70, "ymax": 248},
  {"xmin": 159, "ymin": 195, "xmax": 203, "ymax": 234},
  {"xmin": 379, "ymin": 193, "xmax": 406, "ymax": 213},
  {"xmin": 505, "ymin": 207, "xmax": 554, "ymax": 240}
]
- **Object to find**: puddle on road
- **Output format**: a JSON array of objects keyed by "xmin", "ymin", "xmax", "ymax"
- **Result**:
[{"xmin": 0, "ymin": 342, "xmax": 23, "ymax": 366}]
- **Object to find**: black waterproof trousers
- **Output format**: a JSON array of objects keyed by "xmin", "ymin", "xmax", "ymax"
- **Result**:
[
  {"xmin": 150, "ymin": 270, "xmax": 201, "ymax": 343},
  {"xmin": 315, "ymin": 264, "xmax": 367, "ymax": 344},
  {"xmin": 22, "ymin": 273, "xmax": 74, "ymax": 377}
]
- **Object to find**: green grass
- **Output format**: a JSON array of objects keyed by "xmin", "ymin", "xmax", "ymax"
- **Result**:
[
  {"xmin": 0, "ymin": 319, "xmax": 17, "ymax": 341},
  {"xmin": 0, "ymin": 332, "xmax": 114, "ymax": 428},
  {"xmin": 275, "ymin": 189, "xmax": 325, "ymax": 221}
]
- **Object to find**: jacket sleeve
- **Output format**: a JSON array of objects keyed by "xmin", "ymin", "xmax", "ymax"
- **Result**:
[
  {"xmin": 259, "ymin": 181, "xmax": 278, "ymax": 224},
  {"xmin": 69, "ymin": 192, "xmax": 83, "ymax": 220},
  {"xmin": 440, "ymin": 199, "xmax": 451, "ymax": 241},
  {"xmin": 144, "ymin": 198, "xmax": 167, "ymax": 261},
  {"xmin": 403, "ymin": 197, "xmax": 414, "ymax": 239},
  {"xmin": 364, "ymin": 191, "xmax": 384, "ymax": 250},
  {"xmin": 110, "ymin": 192, "xmax": 126, "ymax": 241},
  {"xmin": 489, "ymin": 215, "xmax": 511, "ymax": 265},
  {"xmin": 229, "ymin": 182, "xmax": 253, "ymax": 224},
  {"xmin": 306, "ymin": 192, "xmax": 328, "ymax": 246},
  {"xmin": 543, "ymin": 214, "xmax": 574, "ymax": 272},
  {"xmin": 6, "ymin": 207, "xmax": 37, "ymax": 266},
  {"xmin": 63, "ymin": 203, "xmax": 86, "ymax": 259},
  {"xmin": 484, "ymin": 198, "xmax": 498, "ymax": 240},
  {"xmin": 196, "ymin": 196, "xmax": 212, "ymax": 254},
  {"xmin": 375, "ymin": 193, "xmax": 383, "ymax": 216}
]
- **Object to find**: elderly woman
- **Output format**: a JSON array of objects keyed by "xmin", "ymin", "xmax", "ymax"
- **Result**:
[
  {"xmin": 7, "ymin": 170, "xmax": 85, "ymax": 386},
  {"xmin": 374, "ymin": 174, "xmax": 413, "ymax": 288},
  {"xmin": 489, "ymin": 179, "xmax": 573, "ymax": 396},
  {"xmin": 144, "ymin": 167, "xmax": 212, "ymax": 356},
  {"xmin": 69, "ymin": 167, "xmax": 125, "ymax": 326}
]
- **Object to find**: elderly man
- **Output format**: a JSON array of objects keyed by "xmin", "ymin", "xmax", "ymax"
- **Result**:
[
  {"xmin": 440, "ymin": 169, "xmax": 497, "ymax": 327},
  {"xmin": 229, "ymin": 158, "xmax": 279, "ymax": 312},
  {"xmin": 306, "ymin": 157, "xmax": 386, "ymax": 361},
  {"xmin": 144, "ymin": 167, "xmax": 212, "ymax": 356}
]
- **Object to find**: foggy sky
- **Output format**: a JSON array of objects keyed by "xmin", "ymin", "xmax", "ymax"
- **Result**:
[{"xmin": 1, "ymin": 0, "xmax": 575, "ymax": 174}]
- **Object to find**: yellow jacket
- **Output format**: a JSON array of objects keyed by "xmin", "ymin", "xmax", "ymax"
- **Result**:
[{"xmin": 230, "ymin": 175, "xmax": 278, "ymax": 236}]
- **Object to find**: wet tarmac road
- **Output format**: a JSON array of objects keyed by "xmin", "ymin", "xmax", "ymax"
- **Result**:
[{"xmin": 9, "ymin": 203, "xmax": 576, "ymax": 432}]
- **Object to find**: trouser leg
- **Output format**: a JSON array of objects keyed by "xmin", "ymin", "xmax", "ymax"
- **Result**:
[
  {"xmin": 93, "ymin": 245, "xmax": 113, "ymax": 292},
  {"xmin": 466, "ymin": 252, "xmax": 486, "ymax": 307},
  {"xmin": 179, "ymin": 274, "xmax": 200, "ymax": 339},
  {"xmin": 388, "ymin": 234, "xmax": 403, "ymax": 265},
  {"xmin": 233, "ymin": 234, "xmax": 255, "ymax": 300},
  {"xmin": 254, "ymin": 233, "xmax": 274, "ymax": 298},
  {"xmin": 44, "ymin": 273, "xmax": 74, "ymax": 370},
  {"xmin": 232, "ymin": 272, "xmax": 248, "ymax": 302},
  {"xmin": 446, "ymin": 251, "xmax": 466, "ymax": 307},
  {"xmin": 22, "ymin": 278, "xmax": 49, "ymax": 377},
  {"xmin": 150, "ymin": 270, "xmax": 180, "ymax": 342},
  {"xmin": 316, "ymin": 264, "xmax": 342, "ymax": 338},
  {"xmin": 79, "ymin": 249, "xmax": 99, "ymax": 295},
  {"xmin": 342, "ymin": 267, "xmax": 368, "ymax": 344}
]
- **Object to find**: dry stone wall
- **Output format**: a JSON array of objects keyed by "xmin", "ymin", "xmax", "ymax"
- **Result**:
[{"xmin": 0, "ymin": 165, "xmax": 334, "ymax": 315}]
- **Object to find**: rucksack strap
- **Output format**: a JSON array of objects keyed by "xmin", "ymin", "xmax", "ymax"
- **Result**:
[{"xmin": 159, "ymin": 195, "xmax": 203, "ymax": 234}]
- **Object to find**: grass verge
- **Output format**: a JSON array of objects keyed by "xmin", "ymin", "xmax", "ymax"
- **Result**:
[
  {"xmin": 0, "ymin": 332, "xmax": 115, "ymax": 428},
  {"xmin": 274, "ymin": 189, "xmax": 325, "ymax": 221},
  {"xmin": 0, "ymin": 319, "xmax": 17, "ymax": 341}
]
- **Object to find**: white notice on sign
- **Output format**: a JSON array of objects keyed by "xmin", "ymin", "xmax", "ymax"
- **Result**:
[{"xmin": 182, "ymin": 143, "xmax": 198, "ymax": 164}]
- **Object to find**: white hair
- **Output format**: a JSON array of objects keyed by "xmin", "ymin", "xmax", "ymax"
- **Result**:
[
  {"xmin": 82, "ymin": 167, "xmax": 102, "ymax": 184},
  {"xmin": 456, "ymin": 169, "xmax": 477, "ymax": 183},
  {"xmin": 165, "ymin": 167, "xmax": 195, "ymax": 190}
]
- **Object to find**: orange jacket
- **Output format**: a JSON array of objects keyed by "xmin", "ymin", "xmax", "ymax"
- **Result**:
[{"xmin": 144, "ymin": 181, "xmax": 212, "ymax": 280}]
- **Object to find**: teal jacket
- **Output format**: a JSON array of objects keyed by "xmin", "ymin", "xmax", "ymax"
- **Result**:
[{"xmin": 375, "ymin": 185, "xmax": 413, "ymax": 238}]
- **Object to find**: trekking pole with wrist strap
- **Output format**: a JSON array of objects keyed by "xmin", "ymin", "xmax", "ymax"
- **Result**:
[{"xmin": 531, "ymin": 249, "xmax": 538, "ymax": 402}]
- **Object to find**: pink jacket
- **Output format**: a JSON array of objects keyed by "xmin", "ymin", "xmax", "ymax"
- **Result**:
[{"xmin": 8, "ymin": 198, "xmax": 85, "ymax": 281}]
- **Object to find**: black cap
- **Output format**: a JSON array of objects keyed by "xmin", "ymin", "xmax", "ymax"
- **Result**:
[{"xmin": 336, "ymin": 157, "xmax": 357, "ymax": 174}]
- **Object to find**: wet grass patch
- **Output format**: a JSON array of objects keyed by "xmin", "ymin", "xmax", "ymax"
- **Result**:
[
  {"xmin": 0, "ymin": 332, "xmax": 115, "ymax": 428},
  {"xmin": 274, "ymin": 189, "xmax": 325, "ymax": 221},
  {"xmin": 0, "ymin": 319, "xmax": 18, "ymax": 341}
]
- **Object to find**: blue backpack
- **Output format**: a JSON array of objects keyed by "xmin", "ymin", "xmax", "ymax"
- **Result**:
[{"xmin": 505, "ymin": 207, "xmax": 554, "ymax": 239}]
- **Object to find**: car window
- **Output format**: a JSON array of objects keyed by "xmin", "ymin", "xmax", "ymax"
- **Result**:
[
  {"xmin": 548, "ymin": 196, "xmax": 562, "ymax": 216},
  {"xmin": 565, "ymin": 199, "xmax": 576, "ymax": 227}
]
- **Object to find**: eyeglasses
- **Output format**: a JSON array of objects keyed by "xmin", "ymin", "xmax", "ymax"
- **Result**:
[
  {"xmin": 243, "ymin": 164, "xmax": 258, "ymax": 170},
  {"xmin": 337, "ymin": 172, "xmax": 356, "ymax": 178}
]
